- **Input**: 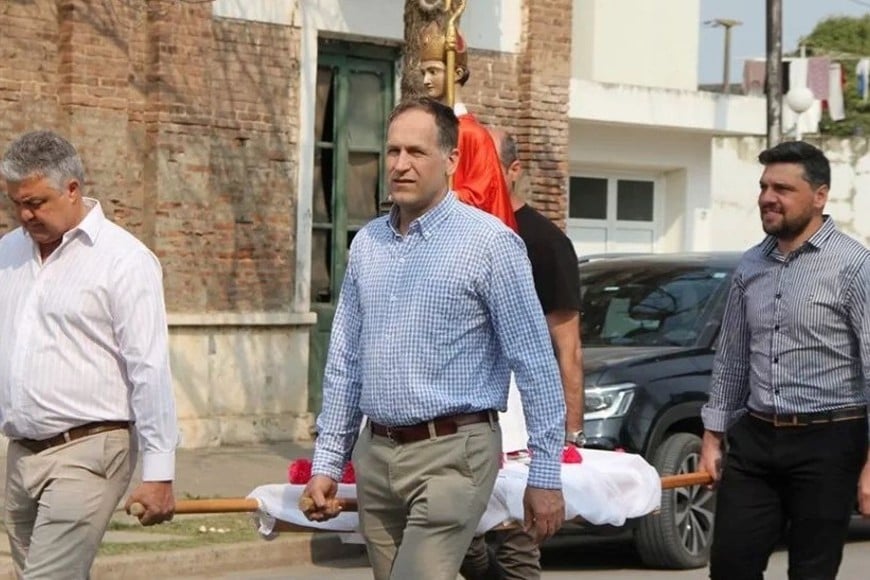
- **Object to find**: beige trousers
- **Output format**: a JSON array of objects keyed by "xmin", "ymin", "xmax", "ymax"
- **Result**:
[
  {"xmin": 353, "ymin": 420, "xmax": 501, "ymax": 580},
  {"xmin": 5, "ymin": 429, "xmax": 136, "ymax": 580}
]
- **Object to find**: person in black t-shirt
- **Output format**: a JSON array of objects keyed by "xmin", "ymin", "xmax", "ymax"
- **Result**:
[{"xmin": 460, "ymin": 130, "xmax": 585, "ymax": 580}]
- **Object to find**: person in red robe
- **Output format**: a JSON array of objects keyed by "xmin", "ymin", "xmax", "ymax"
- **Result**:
[{"xmin": 418, "ymin": 22, "xmax": 518, "ymax": 231}]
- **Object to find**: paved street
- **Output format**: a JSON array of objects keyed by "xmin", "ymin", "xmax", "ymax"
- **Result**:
[
  {"xmin": 0, "ymin": 441, "xmax": 865, "ymax": 579},
  {"xmin": 178, "ymin": 519, "xmax": 870, "ymax": 579}
]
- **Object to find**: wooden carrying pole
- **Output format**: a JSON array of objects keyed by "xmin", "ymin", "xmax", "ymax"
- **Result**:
[
  {"xmin": 129, "ymin": 471, "xmax": 714, "ymax": 519},
  {"xmin": 293, "ymin": 471, "xmax": 715, "ymax": 514},
  {"xmin": 661, "ymin": 470, "xmax": 714, "ymax": 489},
  {"xmin": 129, "ymin": 498, "xmax": 260, "ymax": 516}
]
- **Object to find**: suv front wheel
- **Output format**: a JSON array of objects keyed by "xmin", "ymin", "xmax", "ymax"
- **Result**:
[{"xmin": 634, "ymin": 432, "xmax": 716, "ymax": 569}]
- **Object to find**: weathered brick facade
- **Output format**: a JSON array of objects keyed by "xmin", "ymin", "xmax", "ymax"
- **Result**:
[
  {"xmin": 0, "ymin": 1, "xmax": 60, "ymax": 233},
  {"xmin": 0, "ymin": 0, "xmax": 299, "ymax": 313},
  {"xmin": 462, "ymin": 50, "xmax": 522, "ymax": 139},
  {"xmin": 451, "ymin": 0, "xmax": 572, "ymax": 226},
  {"xmin": 518, "ymin": 0, "xmax": 572, "ymax": 226},
  {"xmin": 1, "ymin": 0, "xmax": 571, "ymax": 312},
  {"xmin": 0, "ymin": 0, "xmax": 571, "ymax": 443}
]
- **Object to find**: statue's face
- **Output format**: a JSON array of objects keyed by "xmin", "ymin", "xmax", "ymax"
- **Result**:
[{"xmin": 420, "ymin": 60, "xmax": 447, "ymax": 100}]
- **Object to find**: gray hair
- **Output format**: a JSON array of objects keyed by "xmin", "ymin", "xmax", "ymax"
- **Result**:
[{"xmin": 0, "ymin": 130, "xmax": 85, "ymax": 191}]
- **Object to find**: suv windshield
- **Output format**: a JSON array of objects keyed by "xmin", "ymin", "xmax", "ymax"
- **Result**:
[{"xmin": 580, "ymin": 263, "xmax": 732, "ymax": 347}]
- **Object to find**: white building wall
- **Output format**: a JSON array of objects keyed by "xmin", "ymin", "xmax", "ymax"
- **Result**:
[
  {"xmin": 569, "ymin": 122, "xmax": 713, "ymax": 253},
  {"xmin": 710, "ymin": 137, "xmax": 870, "ymax": 251},
  {"xmin": 569, "ymin": 79, "xmax": 766, "ymax": 135},
  {"xmin": 571, "ymin": 0, "xmax": 700, "ymax": 91}
]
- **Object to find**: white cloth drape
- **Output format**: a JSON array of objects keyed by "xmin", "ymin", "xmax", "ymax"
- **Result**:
[{"xmin": 249, "ymin": 449, "xmax": 661, "ymax": 538}]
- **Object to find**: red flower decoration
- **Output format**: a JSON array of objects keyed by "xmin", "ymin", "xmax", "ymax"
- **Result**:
[
  {"xmin": 341, "ymin": 461, "xmax": 356, "ymax": 484},
  {"xmin": 561, "ymin": 445, "xmax": 583, "ymax": 464},
  {"xmin": 288, "ymin": 458, "xmax": 312, "ymax": 484}
]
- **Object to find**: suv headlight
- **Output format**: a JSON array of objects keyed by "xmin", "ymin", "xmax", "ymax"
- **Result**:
[{"xmin": 584, "ymin": 383, "xmax": 637, "ymax": 420}]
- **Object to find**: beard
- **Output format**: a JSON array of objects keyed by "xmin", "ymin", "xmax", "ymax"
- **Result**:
[{"xmin": 760, "ymin": 207, "xmax": 813, "ymax": 240}]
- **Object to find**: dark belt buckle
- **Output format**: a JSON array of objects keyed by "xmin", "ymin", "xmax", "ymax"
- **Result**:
[
  {"xmin": 384, "ymin": 426, "xmax": 397, "ymax": 442},
  {"xmin": 773, "ymin": 414, "xmax": 801, "ymax": 427}
]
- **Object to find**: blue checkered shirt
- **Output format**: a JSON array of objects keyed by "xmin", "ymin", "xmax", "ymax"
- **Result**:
[{"xmin": 312, "ymin": 192, "xmax": 566, "ymax": 489}]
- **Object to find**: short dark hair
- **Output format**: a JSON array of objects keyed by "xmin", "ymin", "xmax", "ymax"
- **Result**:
[
  {"xmin": 758, "ymin": 141, "xmax": 830, "ymax": 189},
  {"xmin": 388, "ymin": 97, "xmax": 459, "ymax": 153}
]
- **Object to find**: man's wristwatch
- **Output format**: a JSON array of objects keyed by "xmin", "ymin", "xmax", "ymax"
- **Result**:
[{"xmin": 565, "ymin": 430, "xmax": 587, "ymax": 447}]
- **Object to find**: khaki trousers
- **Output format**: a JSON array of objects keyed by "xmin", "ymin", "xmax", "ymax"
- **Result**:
[
  {"xmin": 353, "ymin": 420, "xmax": 501, "ymax": 580},
  {"xmin": 5, "ymin": 429, "xmax": 136, "ymax": 580}
]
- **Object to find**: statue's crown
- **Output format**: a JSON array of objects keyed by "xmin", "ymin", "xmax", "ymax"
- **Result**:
[{"xmin": 419, "ymin": 21, "xmax": 467, "ymax": 68}]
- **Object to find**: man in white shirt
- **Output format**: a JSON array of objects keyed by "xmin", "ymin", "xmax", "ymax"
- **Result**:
[{"xmin": 0, "ymin": 130, "xmax": 179, "ymax": 578}]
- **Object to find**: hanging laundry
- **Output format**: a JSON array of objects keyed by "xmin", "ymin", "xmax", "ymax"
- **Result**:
[
  {"xmin": 807, "ymin": 57, "xmax": 831, "ymax": 100},
  {"xmin": 826, "ymin": 63, "xmax": 846, "ymax": 121},
  {"xmin": 743, "ymin": 59, "xmax": 766, "ymax": 96},
  {"xmin": 857, "ymin": 58, "xmax": 870, "ymax": 101}
]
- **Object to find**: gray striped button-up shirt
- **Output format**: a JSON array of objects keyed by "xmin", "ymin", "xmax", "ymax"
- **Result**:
[{"xmin": 702, "ymin": 217, "xmax": 870, "ymax": 437}]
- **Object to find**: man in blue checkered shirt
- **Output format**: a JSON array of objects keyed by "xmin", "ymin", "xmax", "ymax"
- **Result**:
[{"xmin": 301, "ymin": 97, "xmax": 567, "ymax": 580}]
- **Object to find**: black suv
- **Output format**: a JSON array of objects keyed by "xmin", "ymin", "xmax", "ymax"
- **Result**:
[{"xmin": 576, "ymin": 252, "xmax": 741, "ymax": 569}]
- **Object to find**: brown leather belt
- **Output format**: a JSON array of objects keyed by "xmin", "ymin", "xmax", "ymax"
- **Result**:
[
  {"xmin": 748, "ymin": 406, "xmax": 866, "ymax": 427},
  {"xmin": 15, "ymin": 421, "xmax": 131, "ymax": 454},
  {"xmin": 369, "ymin": 411, "xmax": 496, "ymax": 444}
]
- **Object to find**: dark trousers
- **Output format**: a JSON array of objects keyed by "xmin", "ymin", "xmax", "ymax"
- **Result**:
[{"xmin": 710, "ymin": 413, "xmax": 867, "ymax": 580}]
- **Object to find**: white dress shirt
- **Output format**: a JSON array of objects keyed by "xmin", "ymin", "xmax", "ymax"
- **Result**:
[{"xmin": 0, "ymin": 199, "xmax": 178, "ymax": 480}]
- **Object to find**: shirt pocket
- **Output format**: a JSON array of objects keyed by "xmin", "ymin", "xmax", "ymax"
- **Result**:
[
  {"xmin": 798, "ymin": 284, "xmax": 847, "ymax": 333},
  {"xmin": 805, "ymin": 285, "xmax": 844, "ymax": 315},
  {"xmin": 417, "ymin": 276, "xmax": 483, "ymax": 342}
]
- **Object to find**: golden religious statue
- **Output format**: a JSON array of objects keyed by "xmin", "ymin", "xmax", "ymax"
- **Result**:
[{"xmin": 415, "ymin": 0, "xmax": 518, "ymax": 230}]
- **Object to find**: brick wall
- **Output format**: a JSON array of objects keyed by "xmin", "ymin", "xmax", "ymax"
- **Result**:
[
  {"xmin": 144, "ymin": 4, "xmax": 299, "ymax": 312},
  {"xmin": 1, "ymin": 0, "xmax": 571, "ymax": 314},
  {"xmin": 435, "ymin": 0, "xmax": 572, "ymax": 227},
  {"xmin": 0, "ymin": 0, "xmax": 61, "ymax": 232},
  {"xmin": 462, "ymin": 50, "xmax": 521, "ymax": 138},
  {"xmin": 517, "ymin": 0, "xmax": 572, "ymax": 226},
  {"xmin": 0, "ymin": 1, "xmax": 299, "ymax": 313}
]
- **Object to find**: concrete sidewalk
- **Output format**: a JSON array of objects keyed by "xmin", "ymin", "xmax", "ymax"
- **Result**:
[{"xmin": 0, "ymin": 440, "xmax": 366, "ymax": 579}]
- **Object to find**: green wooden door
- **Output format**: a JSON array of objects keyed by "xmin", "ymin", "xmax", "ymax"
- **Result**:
[{"xmin": 308, "ymin": 45, "xmax": 395, "ymax": 414}]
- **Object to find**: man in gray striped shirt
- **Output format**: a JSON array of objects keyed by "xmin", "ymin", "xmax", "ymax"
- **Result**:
[{"xmin": 701, "ymin": 141, "xmax": 870, "ymax": 579}]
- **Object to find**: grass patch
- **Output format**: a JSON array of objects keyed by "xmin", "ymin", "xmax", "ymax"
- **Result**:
[{"xmin": 99, "ymin": 513, "xmax": 261, "ymax": 556}]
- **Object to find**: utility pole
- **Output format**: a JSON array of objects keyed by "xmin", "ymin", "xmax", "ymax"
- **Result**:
[
  {"xmin": 706, "ymin": 19, "xmax": 742, "ymax": 94},
  {"xmin": 766, "ymin": 0, "xmax": 782, "ymax": 147}
]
